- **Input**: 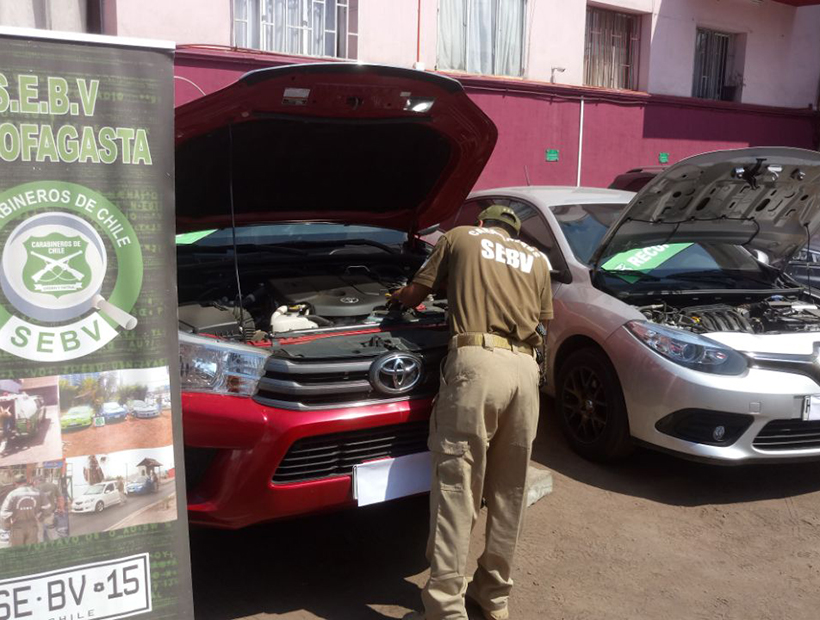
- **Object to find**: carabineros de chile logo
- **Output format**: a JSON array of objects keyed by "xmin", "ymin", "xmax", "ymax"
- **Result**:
[{"xmin": 0, "ymin": 181, "xmax": 143, "ymax": 362}]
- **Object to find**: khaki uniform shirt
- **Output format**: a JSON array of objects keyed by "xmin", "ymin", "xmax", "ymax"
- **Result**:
[
  {"xmin": 0, "ymin": 484, "xmax": 45, "ymax": 525},
  {"xmin": 413, "ymin": 225, "xmax": 553, "ymax": 347}
]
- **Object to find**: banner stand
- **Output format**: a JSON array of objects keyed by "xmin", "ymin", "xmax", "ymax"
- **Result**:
[{"xmin": 0, "ymin": 26, "xmax": 195, "ymax": 620}]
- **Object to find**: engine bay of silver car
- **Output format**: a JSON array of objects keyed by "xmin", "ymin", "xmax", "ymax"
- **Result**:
[{"xmin": 638, "ymin": 295, "xmax": 820, "ymax": 334}]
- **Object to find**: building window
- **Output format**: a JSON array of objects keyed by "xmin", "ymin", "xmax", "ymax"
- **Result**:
[
  {"xmin": 692, "ymin": 28, "xmax": 740, "ymax": 101},
  {"xmin": 437, "ymin": 0, "xmax": 526, "ymax": 77},
  {"xmin": 584, "ymin": 6, "xmax": 640, "ymax": 91},
  {"xmin": 233, "ymin": 0, "xmax": 359, "ymax": 59}
]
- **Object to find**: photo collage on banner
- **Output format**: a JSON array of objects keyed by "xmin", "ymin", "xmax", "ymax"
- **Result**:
[{"xmin": 0, "ymin": 28, "xmax": 194, "ymax": 620}]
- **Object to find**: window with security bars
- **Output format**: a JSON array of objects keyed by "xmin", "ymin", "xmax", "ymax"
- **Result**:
[
  {"xmin": 437, "ymin": 0, "xmax": 527, "ymax": 77},
  {"xmin": 233, "ymin": 0, "xmax": 358, "ymax": 59},
  {"xmin": 692, "ymin": 28, "xmax": 738, "ymax": 101},
  {"xmin": 584, "ymin": 6, "xmax": 640, "ymax": 91}
]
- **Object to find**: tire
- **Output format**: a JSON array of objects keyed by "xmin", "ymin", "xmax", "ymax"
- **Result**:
[
  {"xmin": 556, "ymin": 347, "xmax": 633, "ymax": 461},
  {"xmin": 95, "ymin": 501, "xmax": 104, "ymax": 513}
]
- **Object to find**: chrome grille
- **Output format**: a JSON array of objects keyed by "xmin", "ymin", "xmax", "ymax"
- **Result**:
[
  {"xmin": 272, "ymin": 421, "xmax": 430, "ymax": 483},
  {"xmin": 253, "ymin": 351, "xmax": 444, "ymax": 411},
  {"xmin": 753, "ymin": 419, "xmax": 820, "ymax": 451}
]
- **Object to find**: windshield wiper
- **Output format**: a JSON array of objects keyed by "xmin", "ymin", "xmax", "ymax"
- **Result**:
[
  {"xmin": 179, "ymin": 243, "xmax": 308, "ymax": 255},
  {"xmin": 277, "ymin": 239, "xmax": 398, "ymax": 254},
  {"xmin": 664, "ymin": 270, "xmax": 772, "ymax": 287},
  {"xmin": 599, "ymin": 269, "xmax": 662, "ymax": 282}
]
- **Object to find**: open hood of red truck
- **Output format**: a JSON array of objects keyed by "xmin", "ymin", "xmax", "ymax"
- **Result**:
[{"xmin": 174, "ymin": 63, "xmax": 497, "ymax": 234}]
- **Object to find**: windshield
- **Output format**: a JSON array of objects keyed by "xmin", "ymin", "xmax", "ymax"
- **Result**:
[
  {"xmin": 176, "ymin": 223, "xmax": 408, "ymax": 248},
  {"xmin": 85, "ymin": 484, "xmax": 105, "ymax": 495},
  {"xmin": 550, "ymin": 203, "xmax": 626, "ymax": 264},
  {"xmin": 551, "ymin": 203, "xmax": 773, "ymax": 291}
]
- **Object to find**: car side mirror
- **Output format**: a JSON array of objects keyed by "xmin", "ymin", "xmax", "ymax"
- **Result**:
[
  {"xmin": 416, "ymin": 224, "xmax": 441, "ymax": 237},
  {"xmin": 550, "ymin": 269, "xmax": 572, "ymax": 284}
]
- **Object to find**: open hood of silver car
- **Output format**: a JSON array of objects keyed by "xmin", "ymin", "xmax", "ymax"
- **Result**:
[{"xmin": 591, "ymin": 147, "xmax": 820, "ymax": 269}]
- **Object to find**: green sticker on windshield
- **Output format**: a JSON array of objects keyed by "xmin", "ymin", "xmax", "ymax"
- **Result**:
[
  {"xmin": 175, "ymin": 229, "xmax": 217, "ymax": 245},
  {"xmin": 602, "ymin": 243, "xmax": 693, "ymax": 280}
]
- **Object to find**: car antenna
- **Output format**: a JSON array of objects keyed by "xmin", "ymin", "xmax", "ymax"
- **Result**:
[
  {"xmin": 228, "ymin": 123, "xmax": 247, "ymax": 342},
  {"xmin": 524, "ymin": 165, "xmax": 531, "ymax": 186}
]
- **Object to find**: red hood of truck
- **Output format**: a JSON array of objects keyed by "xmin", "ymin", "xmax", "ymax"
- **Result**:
[{"xmin": 174, "ymin": 63, "xmax": 497, "ymax": 234}]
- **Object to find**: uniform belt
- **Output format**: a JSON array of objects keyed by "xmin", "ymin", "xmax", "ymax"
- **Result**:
[{"xmin": 451, "ymin": 333, "xmax": 534, "ymax": 356}]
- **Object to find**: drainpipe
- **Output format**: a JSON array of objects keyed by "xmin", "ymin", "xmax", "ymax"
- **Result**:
[
  {"xmin": 414, "ymin": 0, "xmax": 425, "ymax": 70},
  {"xmin": 576, "ymin": 97, "xmax": 585, "ymax": 187}
]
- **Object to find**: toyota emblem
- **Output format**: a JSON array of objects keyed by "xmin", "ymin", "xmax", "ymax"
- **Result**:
[
  {"xmin": 369, "ymin": 352, "xmax": 423, "ymax": 396},
  {"xmin": 340, "ymin": 297, "xmax": 359, "ymax": 304}
]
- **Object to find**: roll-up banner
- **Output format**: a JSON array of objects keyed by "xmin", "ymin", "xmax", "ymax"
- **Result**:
[{"xmin": 0, "ymin": 27, "xmax": 194, "ymax": 619}]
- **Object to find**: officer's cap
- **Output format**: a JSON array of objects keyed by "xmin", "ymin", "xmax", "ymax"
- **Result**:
[
  {"xmin": 476, "ymin": 204, "xmax": 521, "ymax": 234},
  {"xmin": 14, "ymin": 474, "xmax": 26, "ymax": 484}
]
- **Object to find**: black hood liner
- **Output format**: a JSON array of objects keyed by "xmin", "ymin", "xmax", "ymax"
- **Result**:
[{"xmin": 175, "ymin": 117, "xmax": 451, "ymax": 227}]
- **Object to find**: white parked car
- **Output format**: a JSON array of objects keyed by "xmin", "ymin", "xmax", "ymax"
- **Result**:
[
  {"xmin": 71, "ymin": 481, "xmax": 123, "ymax": 513},
  {"xmin": 456, "ymin": 148, "xmax": 820, "ymax": 463}
]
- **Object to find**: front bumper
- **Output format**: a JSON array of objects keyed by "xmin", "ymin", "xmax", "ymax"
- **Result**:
[
  {"xmin": 61, "ymin": 420, "xmax": 91, "ymax": 430},
  {"xmin": 607, "ymin": 328, "xmax": 820, "ymax": 462},
  {"xmin": 132, "ymin": 411, "xmax": 159, "ymax": 418},
  {"xmin": 71, "ymin": 503, "xmax": 97, "ymax": 513},
  {"xmin": 183, "ymin": 392, "xmax": 433, "ymax": 529}
]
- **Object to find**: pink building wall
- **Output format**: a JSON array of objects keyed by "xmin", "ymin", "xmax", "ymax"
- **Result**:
[
  {"xmin": 101, "ymin": 1, "xmax": 820, "ymax": 109},
  {"xmin": 0, "ymin": 3, "xmax": 814, "ymax": 199},
  {"xmin": 101, "ymin": 0, "xmax": 231, "ymax": 44},
  {"xmin": 647, "ymin": 0, "xmax": 820, "ymax": 107},
  {"xmin": 174, "ymin": 47, "xmax": 817, "ymax": 192},
  {"xmin": 461, "ymin": 78, "xmax": 815, "ymax": 190}
]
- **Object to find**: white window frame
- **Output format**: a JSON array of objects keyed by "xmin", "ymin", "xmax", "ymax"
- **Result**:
[
  {"xmin": 584, "ymin": 5, "xmax": 641, "ymax": 91},
  {"xmin": 692, "ymin": 27, "xmax": 738, "ymax": 101},
  {"xmin": 233, "ymin": 0, "xmax": 358, "ymax": 60}
]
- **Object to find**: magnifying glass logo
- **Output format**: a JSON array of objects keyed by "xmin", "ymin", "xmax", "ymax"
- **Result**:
[{"xmin": 1, "ymin": 212, "xmax": 137, "ymax": 330}]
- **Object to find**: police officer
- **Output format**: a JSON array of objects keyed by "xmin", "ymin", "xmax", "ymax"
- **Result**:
[
  {"xmin": 1, "ymin": 474, "xmax": 48, "ymax": 547},
  {"xmin": 394, "ymin": 205, "xmax": 553, "ymax": 620},
  {"xmin": 37, "ymin": 476, "xmax": 60, "ymax": 541}
]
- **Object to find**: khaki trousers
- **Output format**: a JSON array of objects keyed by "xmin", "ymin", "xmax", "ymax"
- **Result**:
[
  {"xmin": 10, "ymin": 521, "xmax": 39, "ymax": 547},
  {"xmin": 421, "ymin": 343, "xmax": 540, "ymax": 620}
]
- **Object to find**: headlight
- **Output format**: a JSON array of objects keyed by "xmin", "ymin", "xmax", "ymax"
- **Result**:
[
  {"xmin": 625, "ymin": 321, "xmax": 747, "ymax": 375},
  {"xmin": 178, "ymin": 332, "xmax": 269, "ymax": 397}
]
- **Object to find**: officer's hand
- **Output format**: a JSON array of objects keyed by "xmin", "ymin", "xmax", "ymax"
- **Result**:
[
  {"xmin": 389, "ymin": 283, "xmax": 432, "ymax": 309},
  {"xmin": 386, "ymin": 287, "xmax": 406, "ymax": 310}
]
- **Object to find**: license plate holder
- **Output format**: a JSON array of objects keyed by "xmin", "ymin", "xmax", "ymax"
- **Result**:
[
  {"xmin": 803, "ymin": 395, "xmax": 820, "ymax": 422},
  {"xmin": 353, "ymin": 452, "xmax": 431, "ymax": 507}
]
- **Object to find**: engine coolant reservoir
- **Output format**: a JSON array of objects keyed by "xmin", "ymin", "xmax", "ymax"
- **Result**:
[{"xmin": 271, "ymin": 305, "xmax": 317, "ymax": 333}]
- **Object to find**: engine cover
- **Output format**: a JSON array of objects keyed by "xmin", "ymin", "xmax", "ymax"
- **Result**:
[{"xmin": 268, "ymin": 274, "xmax": 389, "ymax": 318}]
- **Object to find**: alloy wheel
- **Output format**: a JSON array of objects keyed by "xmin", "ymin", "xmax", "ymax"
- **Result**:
[{"xmin": 561, "ymin": 365, "xmax": 608, "ymax": 443}]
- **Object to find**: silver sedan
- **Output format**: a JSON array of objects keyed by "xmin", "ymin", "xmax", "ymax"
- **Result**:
[{"xmin": 453, "ymin": 148, "xmax": 820, "ymax": 463}]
